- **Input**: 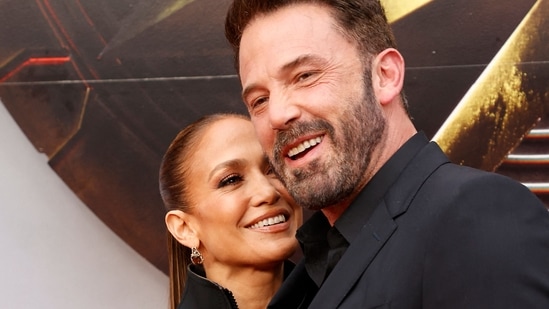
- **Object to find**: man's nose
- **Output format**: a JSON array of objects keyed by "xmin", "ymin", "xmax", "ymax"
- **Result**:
[{"xmin": 268, "ymin": 92, "xmax": 301, "ymax": 130}]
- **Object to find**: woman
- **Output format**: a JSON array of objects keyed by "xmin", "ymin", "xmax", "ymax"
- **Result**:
[{"xmin": 159, "ymin": 113, "xmax": 303, "ymax": 309}]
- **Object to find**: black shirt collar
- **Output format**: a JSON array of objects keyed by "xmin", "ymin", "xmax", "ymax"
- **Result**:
[
  {"xmin": 335, "ymin": 131, "xmax": 429, "ymax": 243},
  {"xmin": 296, "ymin": 132, "xmax": 429, "ymax": 285}
]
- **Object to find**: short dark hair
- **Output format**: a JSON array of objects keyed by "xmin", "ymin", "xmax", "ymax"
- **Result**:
[{"xmin": 225, "ymin": 0, "xmax": 397, "ymax": 72}]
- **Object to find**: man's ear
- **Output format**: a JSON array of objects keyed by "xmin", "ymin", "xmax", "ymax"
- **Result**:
[
  {"xmin": 165, "ymin": 210, "xmax": 199, "ymax": 248},
  {"xmin": 371, "ymin": 48, "xmax": 405, "ymax": 105}
]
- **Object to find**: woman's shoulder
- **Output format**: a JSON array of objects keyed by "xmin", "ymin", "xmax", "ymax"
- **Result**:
[{"xmin": 178, "ymin": 265, "xmax": 238, "ymax": 309}]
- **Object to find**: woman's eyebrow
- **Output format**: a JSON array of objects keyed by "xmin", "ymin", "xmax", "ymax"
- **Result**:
[{"xmin": 208, "ymin": 159, "xmax": 246, "ymax": 181}]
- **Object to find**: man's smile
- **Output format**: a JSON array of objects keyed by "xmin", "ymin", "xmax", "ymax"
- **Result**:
[{"xmin": 288, "ymin": 136, "xmax": 324, "ymax": 160}]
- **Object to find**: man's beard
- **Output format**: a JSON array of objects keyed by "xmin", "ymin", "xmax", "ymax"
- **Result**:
[{"xmin": 271, "ymin": 82, "xmax": 386, "ymax": 210}]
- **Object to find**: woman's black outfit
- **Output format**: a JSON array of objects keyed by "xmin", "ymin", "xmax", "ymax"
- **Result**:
[{"xmin": 177, "ymin": 260, "xmax": 316, "ymax": 309}]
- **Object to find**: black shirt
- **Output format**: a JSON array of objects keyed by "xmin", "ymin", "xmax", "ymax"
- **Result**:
[{"xmin": 296, "ymin": 132, "xmax": 428, "ymax": 287}]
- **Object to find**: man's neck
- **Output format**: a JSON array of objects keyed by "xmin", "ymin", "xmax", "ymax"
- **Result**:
[{"xmin": 321, "ymin": 203, "xmax": 349, "ymax": 226}]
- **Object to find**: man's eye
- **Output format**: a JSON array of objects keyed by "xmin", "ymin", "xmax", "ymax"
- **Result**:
[
  {"xmin": 218, "ymin": 174, "xmax": 243, "ymax": 188},
  {"xmin": 297, "ymin": 72, "xmax": 314, "ymax": 81},
  {"xmin": 251, "ymin": 96, "xmax": 269, "ymax": 109}
]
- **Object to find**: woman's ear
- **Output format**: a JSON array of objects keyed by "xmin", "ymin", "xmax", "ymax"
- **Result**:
[
  {"xmin": 165, "ymin": 210, "xmax": 199, "ymax": 248},
  {"xmin": 371, "ymin": 48, "xmax": 405, "ymax": 105}
]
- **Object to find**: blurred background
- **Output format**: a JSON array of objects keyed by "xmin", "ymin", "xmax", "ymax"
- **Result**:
[{"xmin": 0, "ymin": 0, "xmax": 547, "ymax": 307}]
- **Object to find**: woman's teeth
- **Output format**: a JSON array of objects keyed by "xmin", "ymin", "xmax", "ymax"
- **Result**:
[
  {"xmin": 249, "ymin": 214, "xmax": 286, "ymax": 229},
  {"xmin": 288, "ymin": 136, "xmax": 322, "ymax": 158}
]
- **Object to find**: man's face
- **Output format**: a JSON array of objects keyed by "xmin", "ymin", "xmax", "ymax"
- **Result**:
[{"xmin": 239, "ymin": 4, "xmax": 386, "ymax": 210}]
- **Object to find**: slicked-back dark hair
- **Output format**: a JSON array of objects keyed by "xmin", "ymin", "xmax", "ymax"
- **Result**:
[{"xmin": 159, "ymin": 113, "xmax": 250, "ymax": 309}]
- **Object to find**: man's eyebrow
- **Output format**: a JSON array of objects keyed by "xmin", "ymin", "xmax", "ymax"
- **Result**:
[
  {"xmin": 242, "ymin": 54, "xmax": 325, "ymax": 100},
  {"xmin": 242, "ymin": 83, "xmax": 259, "ymax": 103},
  {"xmin": 280, "ymin": 54, "xmax": 324, "ymax": 73}
]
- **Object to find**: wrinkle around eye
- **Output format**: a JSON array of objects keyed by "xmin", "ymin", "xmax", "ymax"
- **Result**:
[
  {"xmin": 295, "ymin": 70, "xmax": 323, "ymax": 87},
  {"xmin": 243, "ymin": 88, "xmax": 268, "ymax": 111},
  {"xmin": 247, "ymin": 97, "xmax": 269, "ymax": 116},
  {"xmin": 253, "ymin": 96, "xmax": 269, "ymax": 108},
  {"xmin": 297, "ymin": 71, "xmax": 314, "ymax": 81}
]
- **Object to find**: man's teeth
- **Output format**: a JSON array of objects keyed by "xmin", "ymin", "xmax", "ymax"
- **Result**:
[
  {"xmin": 249, "ymin": 214, "xmax": 286, "ymax": 229},
  {"xmin": 288, "ymin": 136, "xmax": 322, "ymax": 158}
]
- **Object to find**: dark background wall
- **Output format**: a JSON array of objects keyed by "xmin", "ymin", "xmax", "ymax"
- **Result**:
[{"xmin": 0, "ymin": 0, "xmax": 547, "ymax": 275}]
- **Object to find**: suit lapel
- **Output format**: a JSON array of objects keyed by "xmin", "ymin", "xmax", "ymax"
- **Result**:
[
  {"xmin": 268, "ymin": 261, "xmax": 318, "ymax": 309},
  {"xmin": 308, "ymin": 142, "xmax": 450, "ymax": 308},
  {"xmin": 308, "ymin": 200, "xmax": 397, "ymax": 308}
]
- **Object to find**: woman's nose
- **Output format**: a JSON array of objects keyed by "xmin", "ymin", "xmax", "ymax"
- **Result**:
[{"xmin": 250, "ymin": 175, "xmax": 280, "ymax": 207}]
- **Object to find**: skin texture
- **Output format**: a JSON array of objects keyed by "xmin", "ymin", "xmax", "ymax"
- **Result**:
[
  {"xmin": 165, "ymin": 117, "xmax": 302, "ymax": 308},
  {"xmin": 239, "ymin": 4, "xmax": 415, "ymax": 222}
]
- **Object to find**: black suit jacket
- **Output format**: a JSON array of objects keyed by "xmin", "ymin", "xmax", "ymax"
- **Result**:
[{"xmin": 274, "ymin": 140, "xmax": 549, "ymax": 308}]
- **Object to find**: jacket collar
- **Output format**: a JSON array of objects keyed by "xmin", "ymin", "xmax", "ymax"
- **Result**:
[
  {"xmin": 179, "ymin": 264, "xmax": 238, "ymax": 309},
  {"xmin": 336, "ymin": 132, "xmax": 431, "ymax": 244},
  {"xmin": 181, "ymin": 261, "xmax": 299, "ymax": 309},
  {"xmin": 308, "ymin": 140, "xmax": 450, "ymax": 308},
  {"xmin": 268, "ymin": 261, "xmax": 318, "ymax": 309}
]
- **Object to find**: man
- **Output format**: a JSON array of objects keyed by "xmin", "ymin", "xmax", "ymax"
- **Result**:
[{"xmin": 225, "ymin": 0, "xmax": 549, "ymax": 308}]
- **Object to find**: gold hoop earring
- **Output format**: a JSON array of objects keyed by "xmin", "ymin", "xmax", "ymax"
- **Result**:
[{"xmin": 190, "ymin": 247, "xmax": 204, "ymax": 265}]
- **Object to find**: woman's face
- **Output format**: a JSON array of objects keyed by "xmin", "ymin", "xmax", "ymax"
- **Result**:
[{"xmin": 185, "ymin": 117, "xmax": 301, "ymax": 271}]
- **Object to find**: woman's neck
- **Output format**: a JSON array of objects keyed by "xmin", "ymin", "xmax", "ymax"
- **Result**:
[{"xmin": 205, "ymin": 262, "xmax": 285, "ymax": 309}]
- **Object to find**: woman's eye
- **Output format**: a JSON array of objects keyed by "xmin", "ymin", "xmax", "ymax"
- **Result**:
[{"xmin": 218, "ymin": 174, "xmax": 243, "ymax": 188}]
